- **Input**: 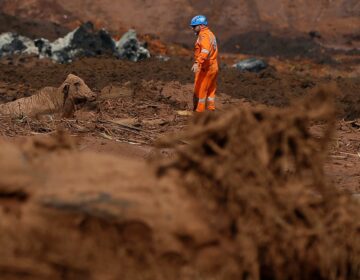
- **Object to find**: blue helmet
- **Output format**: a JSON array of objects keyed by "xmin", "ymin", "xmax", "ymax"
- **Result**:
[{"xmin": 190, "ymin": 15, "xmax": 208, "ymax": 26}]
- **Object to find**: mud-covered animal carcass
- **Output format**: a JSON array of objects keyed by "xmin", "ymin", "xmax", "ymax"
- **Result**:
[{"xmin": 0, "ymin": 74, "xmax": 96, "ymax": 118}]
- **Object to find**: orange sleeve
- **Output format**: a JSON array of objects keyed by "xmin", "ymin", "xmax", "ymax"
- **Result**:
[{"xmin": 195, "ymin": 33, "xmax": 211, "ymax": 66}]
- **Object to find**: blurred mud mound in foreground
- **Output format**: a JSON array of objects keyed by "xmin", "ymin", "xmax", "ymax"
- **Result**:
[
  {"xmin": 0, "ymin": 86, "xmax": 359, "ymax": 279},
  {"xmin": 157, "ymin": 85, "xmax": 360, "ymax": 279}
]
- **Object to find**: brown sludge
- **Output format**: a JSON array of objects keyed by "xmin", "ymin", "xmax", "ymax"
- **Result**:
[{"xmin": 0, "ymin": 85, "xmax": 359, "ymax": 279}]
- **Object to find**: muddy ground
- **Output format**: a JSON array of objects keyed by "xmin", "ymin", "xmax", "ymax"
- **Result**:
[
  {"xmin": 0, "ymin": 80, "xmax": 359, "ymax": 279},
  {"xmin": 0, "ymin": 1, "xmax": 359, "ymax": 278},
  {"xmin": 0, "ymin": 54, "xmax": 359, "ymax": 279},
  {"xmin": 1, "ymin": 55, "xmax": 360, "ymax": 116},
  {"xmin": 0, "ymin": 55, "xmax": 359, "ymax": 193}
]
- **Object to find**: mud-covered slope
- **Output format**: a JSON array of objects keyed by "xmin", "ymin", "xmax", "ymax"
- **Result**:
[
  {"xmin": 1, "ymin": 0, "xmax": 359, "ymax": 56},
  {"xmin": 52, "ymin": 0, "xmax": 360, "ymax": 47},
  {"xmin": 2, "ymin": 0, "xmax": 358, "ymax": 47},
  {"xmin": 0, "ymin": 57, "xmax": 360, "ymax": 119},
  {"xmin": 0, "ymin": 12, "xmax": 70, "ymax": 40},
  {"xmin": 0, "ymin": 0, "xmax": 78, "ymax": 28}
]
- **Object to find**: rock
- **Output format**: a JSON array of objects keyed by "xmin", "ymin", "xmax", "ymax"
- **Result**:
[
  {"xmin": 0, "ymin": 22, "xmax": 150, "ymax": 63},
  {"xmin": 50, "ymin": 21, "xmax": 116, "ymax": 63},
  {"xmin": 0, "ymin": 32, "xmax": 38, "ymax": 57},
  {"xmin": 34, "ymin": 38, "xmax": 52, "ymax": 58},
  {"xmin": 115, "ymin": 29, "xmax": 150, "ymax": 62},
  {"xmin": 232, "ymin": 58, "xmax": 268, "ymax": 73}
]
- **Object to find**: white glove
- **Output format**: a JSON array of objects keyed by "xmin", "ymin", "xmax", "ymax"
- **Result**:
[{"xmin": 191, "ymin": 63, "xmax": 200, "ymax": 73}]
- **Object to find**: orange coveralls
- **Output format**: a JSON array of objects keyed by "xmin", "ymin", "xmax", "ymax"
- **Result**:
[{"xmin": 193, "ymin": 26, "xmax": 218, "ymax": 112}]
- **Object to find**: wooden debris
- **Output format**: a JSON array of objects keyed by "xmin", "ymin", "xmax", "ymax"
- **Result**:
[{"xmin": 177, "ymin": 110, "xmax": 193, "ymax": 116}]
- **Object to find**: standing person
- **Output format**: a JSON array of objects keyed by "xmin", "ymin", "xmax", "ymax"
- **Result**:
[{"xmin": 190, "ymin": 15, "xmax": 219, "ymax": 112}]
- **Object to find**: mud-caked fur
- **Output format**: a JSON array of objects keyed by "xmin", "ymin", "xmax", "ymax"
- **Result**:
[{"xmin": 0, "ymin": 74, "xmax": 95, "ymax": 118}]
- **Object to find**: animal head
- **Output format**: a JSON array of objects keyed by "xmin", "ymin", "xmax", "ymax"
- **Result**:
[
  {"xmin": 60, "ymin": 74, "xmax": 96, "ymax": 117},
  {"xmin": 61, "ymin": 74, "xmax": 96, "ymax": 105}
]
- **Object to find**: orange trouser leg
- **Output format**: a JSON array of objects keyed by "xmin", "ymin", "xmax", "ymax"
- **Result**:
[
  {"xmin": 194, "ymin": 70, "xmax": 207, "ymax": 112},
  {"xmin": 194, "ymin": 66, "xmax": 218, "ymax": 112},
  {"xmin": 206, "ymin": 69, "xmax": 218, "ymax": 111}
]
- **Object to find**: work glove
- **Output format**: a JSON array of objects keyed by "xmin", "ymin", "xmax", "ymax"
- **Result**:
[{"xmin": 191, "ymin": 63, "xmax": 200, "ymax": 73}]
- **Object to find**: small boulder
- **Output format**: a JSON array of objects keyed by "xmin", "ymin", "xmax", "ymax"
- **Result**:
[
  {"xmin": 34, "ymin": 38, "xmax": 52, "ymax": 58},
  {"xmin": 50, "ymin": 21, "xmax": 116, "ymax": 63},
  {"xmin": 232, "ymin": 58, "xmax": 267, "ymax": 73},
  {"xmin": 115, "ymin": 29, "xmax": 150, "ymax": 62},
  {"xmin": 0, "ymin": 22, "xmax": 151, "ymax": 63},
  {"xmin": 0, "ymin": 32, "xmax": 38, "ymax": 57}
]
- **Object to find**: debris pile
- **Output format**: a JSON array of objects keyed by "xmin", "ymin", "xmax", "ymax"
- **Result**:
[
  {"xmin": 0, "ymin": 22, "xmax": 150, "ymax": 63},
  {"xmin": 0, "ymin": 32, "xmax": 38, "ymax": 57},
  {"xmin": 46, "ymin": 21, "xmax": 116, "ymax": 63}
]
